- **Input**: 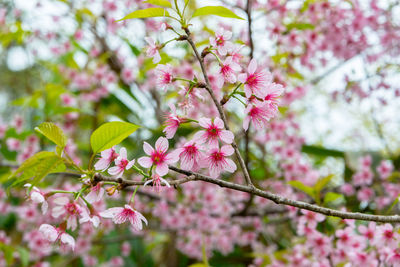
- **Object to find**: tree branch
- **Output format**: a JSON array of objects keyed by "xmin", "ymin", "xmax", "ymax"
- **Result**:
[
  {"xmin": 182, "ymin": 28, "xmax": 254, "ymax": 187},
  {"xmin": 168, "ymin": 166, "xmax": 400, "ymax": 223}
]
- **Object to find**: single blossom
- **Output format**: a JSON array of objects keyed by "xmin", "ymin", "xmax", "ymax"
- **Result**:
[
  {"xmin": 52, "ymin": 197, "xmax": 82, "ymax": 231},
  {"xmin": 24, "ymin": 183, "xmax": 48, "ymax": 214},
  {"xmin": 163, "ymin": 104, "xmax": 186, "ymax": 139},
  {"xmin": 264, "ymin": 82, "xmax": 284, "ymax": 116},
  {"xmin": 216, "ymin": 57, "xmax": 241, "ymax": 88},
  {"xmin": 138, "ymin": 137, "xmax": 178, "ymax": 176},
  {"xmin": 243, "ymin": 102, "xmax": 272, "ymax": 131},
  {"xmin": 39, "ymin": 224, "xmax": 75, "ymax": 250},
  {"xmin": 79, "ymin": 208, "xmax": 100, "ymax": 228},
  {"xmin": 108, "ymin": 147, "xmax": 135, "ymax": 178},
  {"xmin": 172, "ymin": 141, "xmax": 205, "ymax": 171},
  {"xmin": 205, "ymin": 145, "xmax": 236, "ymax": 178},
  {"xmin": 100, "ymin": 204, "xmax": 147, "ymax": 231},
  {"xmin": 238, "ymin": 59, "xmax": 272, "ymax": 99},
  {"xmin": 193, "ymin": 117, "xmax": 234, "ymax": 148},
  {"xmin": 377, "ymin": 160, "xmax": 393, "ymax": 179},
  {"xmin": 94, "ymin": 146, "xmax": 119, "ymax": 171},
  {"xmin": 144, "ymin": 37, "xmax": 161, "ymax": 64},
  {"xmin": 85, "ymin": 183, "xmax": 105, "ymax": 204},
  {"xmin": 155, "ymin": 64, "xmax": 173, "ymax": 91},
  {"xmin": 210, "ymin": 28, "xmax": 233, "ymax": 56},
  {"xmin": 144, "ymin": 174, "xmax": 171, "ymax": 192}
]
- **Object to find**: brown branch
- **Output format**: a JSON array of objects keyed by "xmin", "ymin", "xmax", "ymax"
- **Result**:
[
  {"xmin": 182, "ymin": 28, "xmax": 254, "ymax": 187},
  {"xmin": 168, "ymin": 166, "xmax": 400, "ymax": 223}
]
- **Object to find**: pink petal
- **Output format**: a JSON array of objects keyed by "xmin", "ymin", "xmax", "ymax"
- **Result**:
[
  {"xmin": 99, "ymin": 207, "xmax": 123, "ymax": 218},
  {"xmin": 60, "ymin": 233, "xmax": 75, "ymax": 250},
  {"xmin": 192, "ymin": 130, "xmax": 207, "ymax": 144},
  {"xmin": 94, "ymin": 158, "xmax": 110, "ymax": 171},
  {"xmin": 224, "ymin": 158, "xmax": 237, "ymax": 173},
  {"xmin": 238, "ymin": 73, "xmax": 247, "ymax": 84},
  {"xmin": 155, "ymin": 137, "xmax": 169, "ymax": 153},
  {"xmin": 143, "ymin": 142, "xmax": 154, "ymax": 155},
  {"xmin": 119, "ymin": 147, "xmax": 127, "ymax": 159},
  {"xmin": 214, "ymin": 117, "xmax": 224, "ymax": 129},
  {"xmin": 100, "ymin": 148, "xmax": 113, "ymax": 158},
  {"xmin": 198, "ymin": 117, "xmax": 212, "ymax": 128},
  {"xmin": 248, "ymin": 58, "xmax": 257, "ymax": 74},
  {"xmin": 108, "ymin": 166, "xmax": 122, "ymax": 176},
  {"xmin": 53, "ymin": 197, "xmax": 69, "ymax": 206},
  {"xmin": 220, "ymin": 130, "xmax": 234, "ymax": 144},
  {"xmin": 39, "ymin": 224, "xmax": 58, "ymax": 242},
  {"xmin": 152, "ymin": 52, "xmax": 161, "ymax": 64},
  {"xmin": 221, "ymin": 145, "xmax": 234, "ymax": 156},
  {"xmin": 144, "ymin": 36, "xmax": 155, "ymax": 46},
  {"xmin": 156, "ymin": 163, "xmax": 169, "ymax": 176},
  {"xmin": 138, "ymin": 156, "xmax": 153, "ymax": 168},
  {"xmin": 243, "ymin": 116, "xmax": 250, "ymax": 131}
]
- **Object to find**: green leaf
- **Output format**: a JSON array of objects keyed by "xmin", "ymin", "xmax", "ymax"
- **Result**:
[
  {"xmin": 35, "ymin": 122, "xmax": 67, "ymax": 148},
  {"xmin": 286, "ymin": 22, "xmax": 315, "ymax": 31},
  {"xmin": 9, "ymin": 151, "xmax": 65, "ymax": 187},
  {"xmin": 314, "ymin": 174, "xmax": 335, "ymax": 193},
  {"xmin": 301, "ymin": 145, "xmax": 345, "ymax": 158},
  {"xmin": 143, "ymin": 0, "xmax": 172, "ymax": 8},
  {"xmin": 192, "ymin": 6, "xmax": 245, "ymax": 20},
  {"xmin": 17, "ymin": 247, "xmax": 30, "ymax": 267},
  {"xmin": 90, "ymin": 121, "xmax": 140, "ymax": 154},
  {"xmin": 118, "ymin": 8, "xmax": 169, "ymax": 21},
  {"xmin": 288, "ymin": 181, "xmax": 315, "ymax": 199},
  {"xmin": 323, "ymin": 192, "xmax": 344, "ymax": 205}
]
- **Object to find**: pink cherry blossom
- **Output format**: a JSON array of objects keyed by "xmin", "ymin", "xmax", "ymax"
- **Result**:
[
  {"xmin": 238, "ymin": 59, "xmax": 272, "ymax": 98},
  {"xmin": 24, "ymin": 183, "xmax": 48, "ymax": 214},
  {"xmin": 205, "ymin": 145, "xmax": 236, "ymax": 178},
  {"xmin": 99, "ymin": 204, "xmax": 147, "ymax": 231},
  {"xmin": 39, "ymin": 224, "xmax": 75, "ymax": 250},
  {"xmin": 94, "ymin": 146, "xmax": 119, "ymax": 171},
  {"xmin": 172, "ymin": 141, "xmax": 205, "ymax": 171},
  {"xmin": 144, "ymin": 37, "xmax": 161, "ymax": 64},
  {"xmin": 243, "ymin": 102, "xmax": 272, "ymax": 131},
  {"xmin": 163, "ymin": 104, "xmax": 186, "ymax": 139},
  {"xmin": 138, "ymin": 137, "xmax": 178, "ymax": 176},
  {"xmin": 155, "ymin": 64, "xmax": 173, "ymax": 91},
  {"xmin": 377, "ymin": 160, "xmax": 393, "ymax": 179},
  {"xmin": 193, "ymin": 117, "xmax": 234, "ymax": 148},
  {"xmin": 85, "ymin": 183, "xmax": 105, "ymax": 204},
  {"xmin": 79, "ymin": 208, "xmax": 100, "ymax": 228},
  {"xmin": 216, "ymin": 57, "xmax": 241, "ymax": 88},
  {"xmin": 108, "ymin": 147, "xmax": 135, "ymax": 178},
  {"xmin": 210, "ymin": 28, "xmax": 233, "ymax": 56},
  {"xmin": 51, "ymin": 197, "xmax": 82, "ymax": 230},
  {"xmin": 144, "ymin": 174, "xmax": 171, "ymax": 192}
]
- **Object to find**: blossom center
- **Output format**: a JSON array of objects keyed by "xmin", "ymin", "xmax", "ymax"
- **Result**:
[{"xmin": 151, "ymin": 151, "xmax": 165, "ymax": 164}]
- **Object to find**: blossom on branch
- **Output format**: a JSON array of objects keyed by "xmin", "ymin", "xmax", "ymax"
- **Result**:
[
  {"xmin": 99, "ymin": 204, "xmax": 147, "ymax": 231},
  {"xmin": 138, "ymin": 137, "xmax": 178, "ymax": 176}
]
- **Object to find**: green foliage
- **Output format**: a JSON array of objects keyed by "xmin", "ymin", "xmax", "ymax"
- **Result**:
[
  {"xmin": 118, "ymin": 8, "xmax": 170, "ymax": 21},
  {"xmin": 323, "ymin": 192, "xmax": 345, "ymax": 206},
  {"xmin": 192, "ymin": 6, "xmax": 245, "ymax": 20},
  {"xmin": 8, "ymin": 151, "xmax": 66, "ymax": 188},
  {"xmin": 301, "ymin": 145, "xmax": 345, "ymax": 158},
  {"xmin": 90, "ymin": 121, "xmax": 140, "ymax": 154},
  {"xmin": 35, "ymin": 122, "xmax": 67, "ymax": 148},
  {"xmin": 288, "ymin": 174, "xmax": 335, "ymax": 205},
  {"xmin": 288, "ymin": 180, "xmax": 315, "ymax": 199},
  {"xmin": 143, "ymin": 0, "xmax": 172, "ymax": 8}
]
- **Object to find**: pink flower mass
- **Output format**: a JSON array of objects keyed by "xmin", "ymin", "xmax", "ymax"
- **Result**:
[{"xmin": 2, "ymin": 0, "xmax": 400, "ymax": 266}]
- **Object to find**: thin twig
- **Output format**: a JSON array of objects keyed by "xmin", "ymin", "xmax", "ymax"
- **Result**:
[{"xmin": 182, "ymin": 28, "xmax": 254, "ymax": 187}]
